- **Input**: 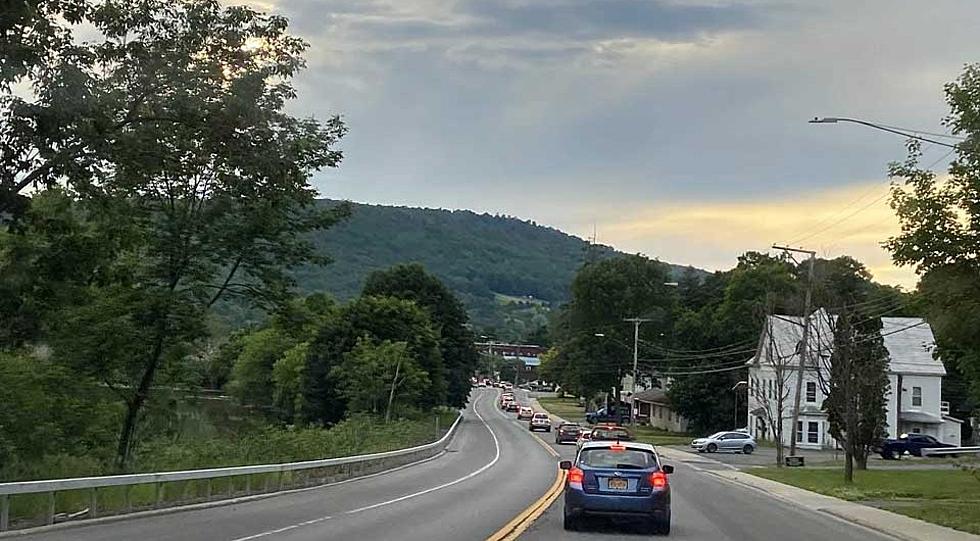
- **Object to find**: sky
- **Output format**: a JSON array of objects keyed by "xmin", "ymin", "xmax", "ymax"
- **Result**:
[{"xmin": 242, "ymin": 0, "xmax": 980, "ymax": 289}]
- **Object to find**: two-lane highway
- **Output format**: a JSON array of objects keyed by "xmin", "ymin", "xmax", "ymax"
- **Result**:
[
  {"xmin": 506, "ymin": 390, "xmax": 899, "ymax": 541},
  {"xmin": 17, "ymin": 388, "xmax": 903, "ymax": 540},
  {"xmin": 17, "ymin": 388, "xmax": 557, "ymax": 541}
]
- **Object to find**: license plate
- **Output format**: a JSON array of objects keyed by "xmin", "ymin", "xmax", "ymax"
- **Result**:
[{"xmin": 607, "ymin": 478, "xmax": 628, "ymax": 490}]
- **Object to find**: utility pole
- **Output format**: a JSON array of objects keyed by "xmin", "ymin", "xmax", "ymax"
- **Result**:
[
  {"xmin": 773, "ymin": 244, "xmax": 816, "ymax": 457},
  {"xmin": 623, "ymin": 317, "xmax": 651, "ymax": 426}
]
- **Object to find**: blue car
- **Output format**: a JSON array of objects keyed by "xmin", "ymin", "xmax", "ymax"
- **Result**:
[{"xmin": 560, "ymin": 441, "xmax": 674, "ymax": 534}]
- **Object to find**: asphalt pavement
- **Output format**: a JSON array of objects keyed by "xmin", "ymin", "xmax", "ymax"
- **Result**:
[
  {"xmin": 14, "ymin": 388, "xmax": 905, "ymax": 541},
  {"xmin": 516, "ymin": 390, "xmax": 901, "ymax": 541},
  {"xmin": 14, "ymin": 388, "xmax": 558, "ymax": 541}
]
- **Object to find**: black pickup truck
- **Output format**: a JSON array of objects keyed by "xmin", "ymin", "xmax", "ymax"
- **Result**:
[{"xmin": 877, "ymin": 434, "xmax": 957, "ymax": 459}]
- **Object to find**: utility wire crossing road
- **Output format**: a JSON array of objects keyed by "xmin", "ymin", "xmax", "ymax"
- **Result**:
[{"xmin": 15, "ymin": 389, "xmax": 899, "ymax": 541}]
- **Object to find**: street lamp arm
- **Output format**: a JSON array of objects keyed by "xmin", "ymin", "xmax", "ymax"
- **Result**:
[{"xmin": 809, "ymin": 116, "xmax": 961, "ymax": 150}]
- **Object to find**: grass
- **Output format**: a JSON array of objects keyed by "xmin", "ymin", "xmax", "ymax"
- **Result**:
[
  {"xmin": 4, "ymin": 409, "xmax": 459, "ymax": 530},
  {"xmin": 535, "ymin": 397, "xmax": 692, "ymax": 446},
  {"xmin": 750, "ymin": 467, "xmax": 980, "ymax": 534}
]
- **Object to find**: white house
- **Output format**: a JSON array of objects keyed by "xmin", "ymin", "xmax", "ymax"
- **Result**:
[{"xmin": 746, "ymin": 310, "xmax": 962, "ymax": 450}]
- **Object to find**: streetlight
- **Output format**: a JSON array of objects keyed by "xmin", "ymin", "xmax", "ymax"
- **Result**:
[
  {"xmin": 623, "ymin": 281, "xmax": 680, "ymax": 427},
  {"xmin": 732, "ymin": 380, "xmax": 747, "ymax": 429},
  {"xmin": 808, "ymin": 116, "xmax": 962, "ymax": 150}
]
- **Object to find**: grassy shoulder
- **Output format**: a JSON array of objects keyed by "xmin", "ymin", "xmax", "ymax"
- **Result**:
[
  {"xmin": 750, "ymin": 467, "xmax": 980, "ymax": 534},
  {"xmin": 3, "ymin": 409, "xmax": 458, "ymax": 529},
  {"xmin": 535, "ymin": 396, "xmax": 692, "ymax": 446}
]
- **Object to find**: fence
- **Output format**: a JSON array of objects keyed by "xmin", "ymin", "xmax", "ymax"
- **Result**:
[
  {"xmin": 920, "ymin": 446, "xmax": 980, "ymax": 457},
  {"xmin": 0, "ymin": 413, "xmax": 461, "ymax": 532}
]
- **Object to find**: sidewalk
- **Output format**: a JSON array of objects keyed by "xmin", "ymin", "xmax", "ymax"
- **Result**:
[
  {"xmin": 657, "ymin": 446, "xmax": 980, "ymax": 541},
  {"xmin": 533, "ymin": 396, "xmax": 979, "ymax": 541}
]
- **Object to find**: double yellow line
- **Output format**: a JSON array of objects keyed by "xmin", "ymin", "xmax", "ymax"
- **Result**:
[
  {"xmin": 486, "ymin": 468, "xmax": 567, "ymax": 541},
  {"xmin": 486, "ymin": 414, "xmax": 568, "ymax": 541}
]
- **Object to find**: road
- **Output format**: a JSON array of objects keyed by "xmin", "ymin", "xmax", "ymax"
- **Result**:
[
  {"xmin": 17, "ymin": 389, "xmax": 556, "ymax": 541},
  {"xmin": 18, "ymin": 388, "xmax": 899, "ymax": 540}
]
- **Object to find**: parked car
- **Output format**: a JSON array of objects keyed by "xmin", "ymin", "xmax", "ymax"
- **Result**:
[
  {"xmin": 585, "ymin": 406, "xmax": 631, "ymax": 425},
  {"xmin": 877, "ymin": 434, "xmax": 957, "ymax": 459},
  {"xmin": 561, "ymin": 441, "xmax": 673, "ymax": 534},
  {"xmin": 518, "ymin": 406, "xmax": 534, "ymax": 420},
  {"xmin": 529, "ymin": 413, "xmax": 552, "ymax": 432},
  {"xmin": 555, "ymin": 423, "xmax": 583, "ymax": 444},
  {"xmin": 690, "ymin": 431, "xmax": 756, "ymax": 454},
  {"xmin": 505, "ymin": 401, "xmax": 520, "ymax": 413}
]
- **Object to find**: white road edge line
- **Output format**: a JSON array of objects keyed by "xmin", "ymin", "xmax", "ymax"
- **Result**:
[{"xmin": 227, "ymin": 391, "xmax": 501, "ymax": 541}]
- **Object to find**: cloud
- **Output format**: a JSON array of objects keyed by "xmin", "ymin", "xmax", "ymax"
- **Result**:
[
  {"xmin": 594, "ymin": 180, "xmax": 917, "ymax": 288},
  {"xmin": 231, "ymin": 0, "xmax": 979, "ymax": 289}
]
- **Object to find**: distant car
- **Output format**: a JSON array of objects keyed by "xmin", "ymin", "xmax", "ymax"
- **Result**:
[
  {"xmin": 878, "ymin": 434, "xmax": 957, "ymax": 459},
  {"xmin": 505, "ymin": 401, "xmax": 520, "ymax": 413},
  {"xmin": 575, "ymin": 430, "xmax": 593, "ymax": 449},
  {"xmin": 561, "ymin": 441, "xmax": 673, "ymax": 534},
  {"xmin": 529, "ymin": 412, "xmax": 552, "ymax": 432},
  {"xmin": 518, "ymin": 406, "xmax": 534, "ymax": 420},
  {"xmin": 690, "ymin": 431, "xmax": 756, "ymax": 454},
  {"xmin": 577, "ymin": 425, "xmax": 632, "ymax": 450},
  {"xmin": 585, "ymin": 406, "xmax": 631, "ymax": 425},
  {"xmin": 555, "ymin": 423, "xmax": 583, "ymax": 444},
  {"xmin": 503, "ymin": 383, "xmax": 514, "ymax": 391},
  {"xmin": 500, "ymin": 397, "xmax": 515, "ymax": 409}
]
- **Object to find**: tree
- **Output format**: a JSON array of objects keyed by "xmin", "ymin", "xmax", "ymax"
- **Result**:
[
  {"xmin": 886, "ymin": 64, "xmax": 980, "ymax": 405},
  {"xmin": 554, "ymin": 255, "xmax": 675, "ymax": 400},
  {"xmin": 745, "ymin": 312, "xmax": 797, "ymax": 467},
  {"xmin": 362, "ymin": 264, "xmax": 478, "ymax": 408},
  {"xmin": 334, "ymin": 338, "xmax": 429, "ymax": 423},
  {"xmin": 668, "ymin": 252, "xmax": 796, "ymax": 434},
  {"xmin": 820, "ymin": 309, "xmax": 890, "ymax": 482},
  {"xmin": 303, "ymin": 295, "xmax": 444, "ymax": 425},
  {"xmin": 4, "ymin": 0, "xmax": 351, "ymax": 469},
  {"xmin": 227, "ymin": 328, "xmax": 294, "ymax": 409}
]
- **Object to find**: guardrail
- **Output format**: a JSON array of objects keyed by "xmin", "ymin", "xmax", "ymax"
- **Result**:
[
  {"xmin": 920, "ymin": 445, "xmax": 980, "ymax": 457},
  {"xmin": 0, "ymin": 413, "xmax": 462, "ymax": 532}
]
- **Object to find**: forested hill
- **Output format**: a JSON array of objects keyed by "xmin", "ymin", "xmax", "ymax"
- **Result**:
[{"xmin": 289, "ymin": 200, "xmax": 698, "ymax": 337}]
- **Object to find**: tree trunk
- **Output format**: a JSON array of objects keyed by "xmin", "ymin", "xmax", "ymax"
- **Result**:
[
  {"xmin": 385, "ymin": 358, "xmax": 402, "ymax": 424},
  {"xmin": 855, "ymin": 449, "xmax": 868, "ymax": 470},
  {"xmin": 844, "ymin": 438, "xmax": 854, "ymax": 483},
  {"xmin": 115, "ymin": 329, "xmax": 167, "ymax": 471}
]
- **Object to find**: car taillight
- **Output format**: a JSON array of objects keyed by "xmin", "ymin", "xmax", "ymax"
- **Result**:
[
  {"xmin": 648, "ymin": 471, "xmax": 668, "ymax": 489},
  {"xmin": 568, "ymin": 467, "xmax": 584, "ymax": 485}
]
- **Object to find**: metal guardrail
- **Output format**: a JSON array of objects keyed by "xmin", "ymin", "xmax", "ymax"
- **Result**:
[
  {"xmin": 0, "ymin": 413, "xmax": 462, "ymax": 532},
  {"xmin": 920, "ymin": 445, "xmax": 980, "ymax": 456}
]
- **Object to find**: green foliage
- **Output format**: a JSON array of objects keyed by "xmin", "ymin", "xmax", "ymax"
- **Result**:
[
  {"xmin": 228, "ymin": 328, "xmax": 295, "ymax": 408},
  {"xmin": 885, "ymin": 63, "xmax": 980, "ymax": 407},
  {"xmin": 0, "ymin": 351, "xmax": 121, "ymax": 481},
  {"xmin": 551, "ymin": 255, "xmax": 675, "ymax": 398},
  {"xmin": 824, "ymin": 309, "xmax": 890, "ymax": 480},
  {"xmin": 333, "ymin": 338, "xmax": 430, "ymax": 422},
  {"xmin": 272, "ymin": 341, "xmax": 310, "ymax": 423},
  {"xmin": 363, "ymin": 263, "xmax": 479, "ymax": 408}
]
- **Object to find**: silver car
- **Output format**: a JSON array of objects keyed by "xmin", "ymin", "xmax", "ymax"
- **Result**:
[{"xmin": 690, "ymin": 431, "xmax": 756, "ymax": 454}]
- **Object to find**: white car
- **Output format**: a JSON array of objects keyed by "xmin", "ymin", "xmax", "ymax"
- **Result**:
[
  {"xmin": 691, "ymin": 431, "xmax": 757, "ymax": 454},
  {"xmin": 517, "ymin": 406, "xmax": 534, "ymax": 420},
  {"xmin": 529, "ymin": 413, "xmax": 552, "ymax": 432}
]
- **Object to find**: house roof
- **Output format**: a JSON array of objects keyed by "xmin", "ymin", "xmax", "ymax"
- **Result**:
[
  {"xmin": 880, "ymin": 318, "xmax": 944, "ymax": 376},
  {"xmin": 752, "ymin": 311, "xmax": 944, "ymax": 377},
  {"xmin": 632, "ymin": 388, "xmax": 670, "ymax": 404},
  {"xmin": 900, "ymin": 411, "xmax": 943, "ymax": 424}
]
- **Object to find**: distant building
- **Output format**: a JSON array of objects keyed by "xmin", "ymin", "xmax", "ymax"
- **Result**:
[
  {"xmin": 632, "ymin": 388, "xmax": 689, "ymax": 433},
  {"xmin": 474, "ymin": 342, "xmax": 544, "ymax": 368},
  {"xmin": 746, "ymin": 310, "xmax": 962, "ymax": 449}
]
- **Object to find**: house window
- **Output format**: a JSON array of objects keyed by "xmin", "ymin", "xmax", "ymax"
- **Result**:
[
  {"xmin": 796, "ymin": 421, "xmax": 803, "ymax": 443},
  {"xmin": 768, "ymin": 379, "xmax": 773, "ymax": 399},
  {"xmin": 806, "ymin": 382, "xmax": 816, "ymax": 403},
  {"xmin": 668, "ymin": 410, "xmax": 672, "ymax": 421},
  {"xmin": 912, "ymin": 386, "xmax": 922, "ymax": 407},
  {"xmin": 807, "ymin": 422, "xmax": 819, "ymax": 444},
  {"xmin": 911, "ymin": 427, "xmax": 921, "ymax": 434}
]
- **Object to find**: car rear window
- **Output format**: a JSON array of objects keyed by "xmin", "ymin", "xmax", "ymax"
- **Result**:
[
  {"xmin": 533, "ymin": 413, "xmax": 548, "ymax": 419},
  {"xmin": 579, "ymin": 448, "xmax": 656, "ymax": 469},
  {"xmin": 560, "ymin": 424, "xmax": 580, "ymax": 431}
]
